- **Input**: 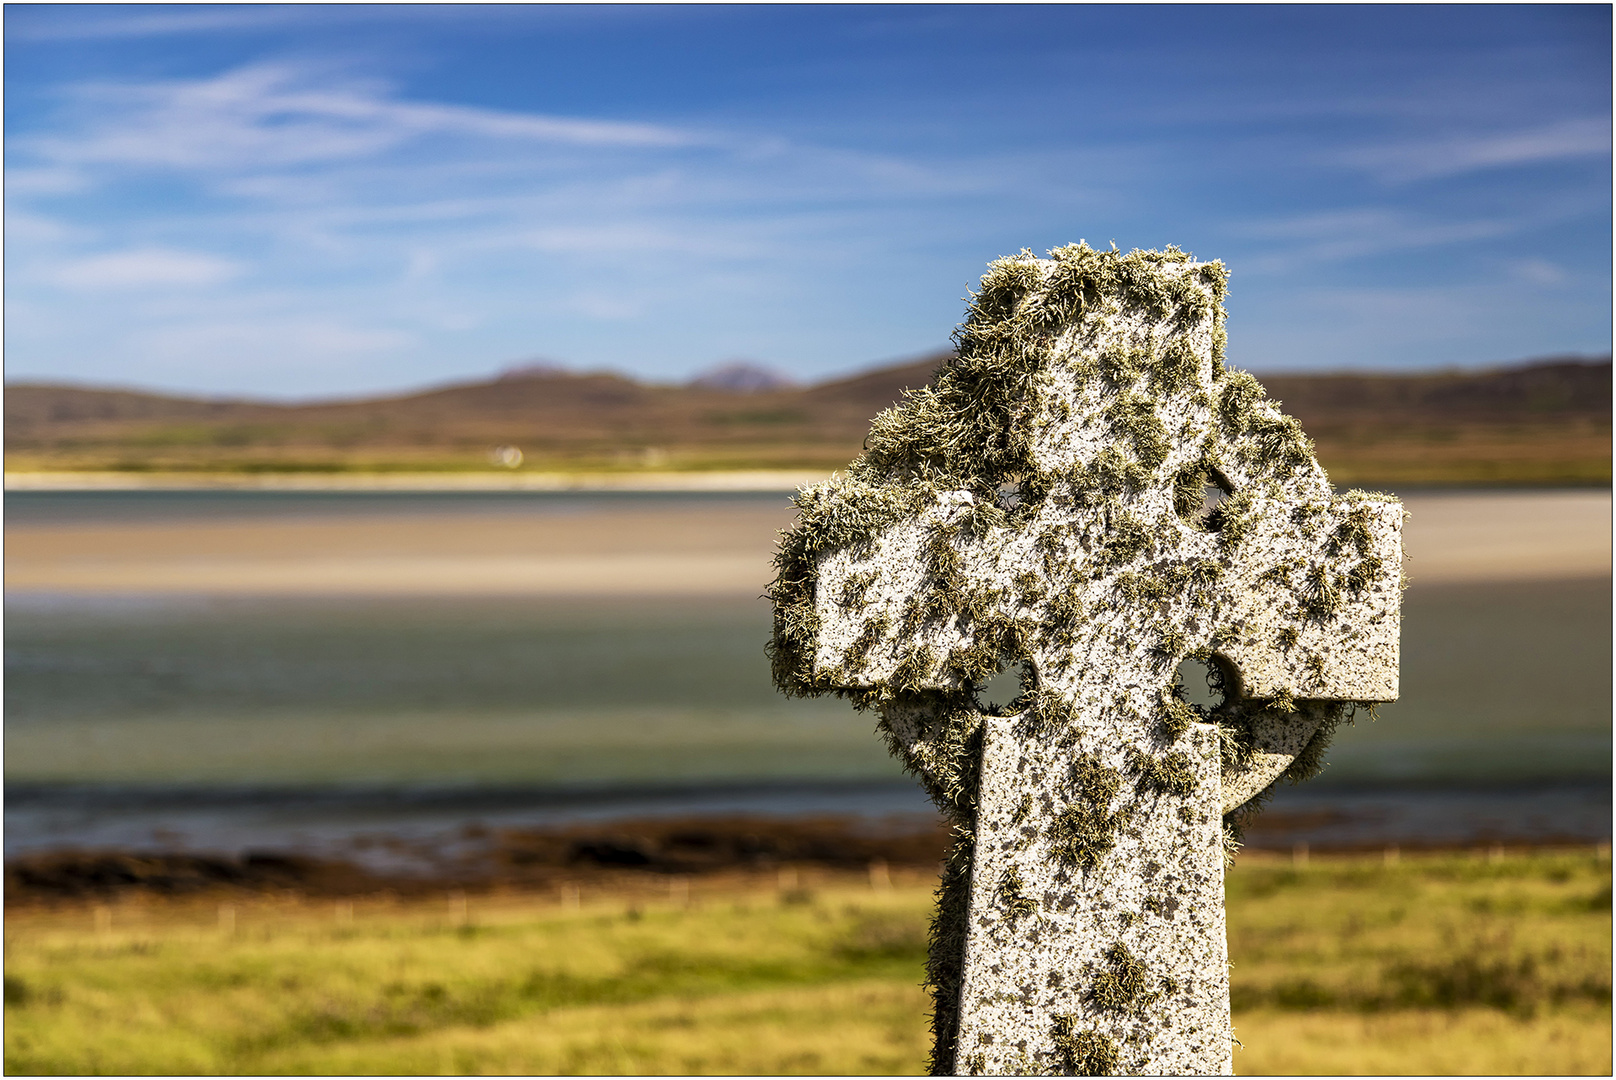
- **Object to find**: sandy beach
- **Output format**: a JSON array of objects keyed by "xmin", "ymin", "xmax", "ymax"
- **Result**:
[
  {"xmin": 5, "ymin": 489, "xmax": 1608, "ymax": 595},
  {"xmin": 1394, "ymin": 490, "xmax": 1611, "ymax": 584},
  {"xmin": 1, "ymin": 470, "xmax": 831, "ymax": 493}
]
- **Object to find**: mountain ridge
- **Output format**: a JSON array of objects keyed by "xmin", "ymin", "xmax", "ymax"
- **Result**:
[
  {"xmin": 5, "ymin": 353, "xmax": 1609, "ymax": 486},
  {"xmin": 7, "ymin": 350, "xmax": 1607, "ymax": 416}
]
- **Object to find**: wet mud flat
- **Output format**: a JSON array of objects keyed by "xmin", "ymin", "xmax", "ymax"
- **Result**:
[
  {"xmin": 4, "ymin": 814, "xmax": 949, "ymax": 906},
  {"xmin": 1239, "ymin": 782, "xmax": 1612, "ymax": 853},
  {"xmin": 8, "ymin": 784, "xmax": 1610, "ymax": 907}
]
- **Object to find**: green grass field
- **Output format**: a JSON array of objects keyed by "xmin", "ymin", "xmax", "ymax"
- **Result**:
[{"xmin": 5, "ymin": 849, "xmax": 1609, "ymax": 1075}]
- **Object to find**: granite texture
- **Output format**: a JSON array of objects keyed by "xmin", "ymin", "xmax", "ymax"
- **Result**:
[{"xmin": 768, "ymin": 245, "xmax": 1402, "ymax": 1075}]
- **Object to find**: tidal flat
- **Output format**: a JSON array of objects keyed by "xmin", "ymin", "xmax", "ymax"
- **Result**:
[
  {"xmin": 4, "ymin": 849, "xmax": 1609, "ymax": 1075},
  {"xmin": 5, "ymin": 487, "xmax": 1610, "ymax": 872}
]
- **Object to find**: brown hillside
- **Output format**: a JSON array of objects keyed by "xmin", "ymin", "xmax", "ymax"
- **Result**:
[
  {"xmin": 4, "ymin": 385, "xmax": 267, "ymax": 428},
  {"xmin": 1257, "ymin": 359, "xmax": 1610, "ymax": 486},
  {"xmin": 1260, "ymin": 359, "xmax": 1612, "ymax": 422},
  {"xmin": 4, "ymin": 354, "xmax": 1609, "ymax": 485}
]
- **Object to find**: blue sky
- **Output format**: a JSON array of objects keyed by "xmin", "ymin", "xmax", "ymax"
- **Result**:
[{"xmin": 5, "ymin": 4, "xmax": 1611, "ymax": 399}]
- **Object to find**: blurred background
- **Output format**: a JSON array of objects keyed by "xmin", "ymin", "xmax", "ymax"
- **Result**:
[{"xmin": 4, "ymin": 5, "xmax": 1610, "ymax": 1075}]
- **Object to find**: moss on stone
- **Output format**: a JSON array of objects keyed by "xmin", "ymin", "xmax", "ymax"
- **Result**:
[
  {"xmin": 1027, "ymin": 688, "xmax": 1076, "ymax": 733},
  {"xmin": 1171, "ymin": 463, "xmax": 1211, "ymax": 523},
  {"xmin": 1155, "ymin": 626, "xmax": 1189, "ymax": 661},
  {"xmin": 1050, "ymin": 756, "xmax": 1129, "ymax": 870},
  {"xmin": 1330, "ymin": 503, "xmax": 1376, "ymax": 556},
  {"xmin": 1045, "ymin": 590, "xmax": 1085, "ymax": 629},
  {"xmin": 1160, "ymin": 690, "xmax": 1200, "ymax": 741},
  {"xmin": 1086, "ymin": 942, "xmax": 1158, "ymax": 1013},
  {"xmin": 1303, "ymin": 563, "xmax": 1342, "ymax": 618},
  {"xmin": 893, "ymin": 644, "xmax": 939, "ymax": 694},
  {"xmin": 876, "ymin": 691, "xmax": 982, "ymax": 820},
  {"xmin": 1051, "ymin": 1019, "xmax": 1120, "ymax": 1076},
  {"xmin": 926, "ymin": 826, "xmax": 978, "ymax": 1076},
  {"xmin": 837, "ymin": 569, "xmax": 877, "ymax": 609},
  {"xmin": 1342, "ymin": 554, "xmax": 1385, "ymax": 593},
  {"xmin": 1106, "ymin": 395, "xmax": 1171, "ymax": 471},
  {"xmin": 767, "ymin": 477, "xmax": 931, "ymax": 698},
  {"xmin": 1148, "ymin": 338, "xmax": 1201, "ymax": 397},
  {"xmin": 1131, "ymin": 748, "xmax": 1199, "ymax": 796},
  {"xmin": 1102, "ymin": 516, "xmax": 1152, "ymax": 566},
  {"xmin": 842, "ymin": 613, "xmax": 892, "ymax": 673},
  {"xmin": 996, "ymin": 868, "xmax": 1040, "ymax": 921},
  {"xmin": 1216, "ymin": 368, "xmax": 1266, "ymax": 433},
  {"xmin": 1214, "ymin": 488, "xmax": 1258, "ymax": 546}
]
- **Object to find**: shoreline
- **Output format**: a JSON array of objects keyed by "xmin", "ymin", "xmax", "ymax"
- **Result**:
[
  {"xmin": 7, "ymin": 810, "xmax": 1607, "ymax": 908},
  {"xmin": 8, "ymin": 782, "xmax": 1608, "ymax": 895},
  {"xmin": 3, "ymin": 470, "xmax": 831, "ymax": 493},
  {"xmin": 6, "ymin": 489, "xmax": 1609, "ymax": 592},
  {"xmin": 7, "ymin": 469, "xmax": 1615, "ymax": 494}
]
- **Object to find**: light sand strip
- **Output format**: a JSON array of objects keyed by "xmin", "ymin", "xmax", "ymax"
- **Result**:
[
  {"xmin": 3, "ymin": 470, "xmax": 830, "ymax": 493},
  {"xmin": 5, "ymin": 490, "xmax": 1607, "ymax": 595},
  {"xmin": 1399, "ymin": 491, "xmax": 1610, "ymax": 584},
  {"xmin": 2, "ymin": 554, "xmax": 772, "ymax": 596}
]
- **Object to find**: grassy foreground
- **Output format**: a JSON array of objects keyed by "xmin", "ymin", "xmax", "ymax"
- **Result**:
[{"xmin": 5, "ymin": 850, "xmax": 1609, "ymax": 1075}]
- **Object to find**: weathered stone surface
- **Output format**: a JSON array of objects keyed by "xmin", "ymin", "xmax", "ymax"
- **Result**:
[{"xmin": 768, "ymin": 245, "xmax": 1401, "ymax": 1075}]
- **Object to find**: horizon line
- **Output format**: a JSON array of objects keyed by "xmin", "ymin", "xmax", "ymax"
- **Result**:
[{"xmin": 5, "ymin": 350, "xmax": 1610, "ymax": 408}]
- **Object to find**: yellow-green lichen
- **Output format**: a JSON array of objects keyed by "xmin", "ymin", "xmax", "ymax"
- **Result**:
[
  {"xmin": 996, "ymin": 868, "xmax": 1040, "ymax": 921},
  {"xmin": 1085, "ymin": 942, "xmax": 1164, "ymax": 1014},
  {"xmin": 1049, "ymin": 756, "xmax": 1129, "ymax": 870},
  {"xmin": 1130, "ymin": 748, "xmax": 1199, "ymax": 797},
  {"xmin": 1051, "ymin": 1018, "xmax": 1121, "ymax": 1076}
]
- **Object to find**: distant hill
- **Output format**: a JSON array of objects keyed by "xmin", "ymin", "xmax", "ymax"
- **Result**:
[
  {"xmin": 5, "ymin": 353, "xmax": 1609, "ymax": 485},
  {"xmin": 688, "ymin": 361, "xmax": 798, "ymax": 393}
]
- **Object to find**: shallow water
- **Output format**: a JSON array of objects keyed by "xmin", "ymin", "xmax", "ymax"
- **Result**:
[{"xmin": 5, "ymin": 490, "xmax": 1610, "ymax": 857}]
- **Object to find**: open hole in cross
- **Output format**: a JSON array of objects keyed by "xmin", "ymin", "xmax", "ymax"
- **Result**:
[
  {"xmin": 994, "ymin": 474, "xmax": 1025, "ymax": 512},
  {"xmin": 1173, "ymin": 654, "xmax": 1239, "ymax": 715},
  {"xmin": 1174, "ymin": 465, "xmax": 1234, "ymax": 532},
  {"xmin": 976, "ymin": 661, "xmax": 1032, "ymax": 717}
]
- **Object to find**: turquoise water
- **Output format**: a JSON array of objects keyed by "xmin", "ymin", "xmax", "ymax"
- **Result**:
[
  {"xmin": 5, "ymin": 582, "xmax": 1611, "ymax": 788},
  {"xmin": 4, "ymin": 490, "xmax": 1610, "ymax": 855},
  {"xmin": 5, "ymin": 594, "xmax": 871, "ymax": 786}
]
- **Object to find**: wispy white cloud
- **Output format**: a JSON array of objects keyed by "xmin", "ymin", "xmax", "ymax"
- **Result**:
[
  {"xmin": 6, "ymin": 35, "xmax": 1605, "ymax": 396},
  {"xmin": 3, "ymin": 210, "xmax": 92, "ymax": 245},
  {"xmin": 4, "ymin": 5, "xmax": 662, "ymax": 43},
  {"xmin": 1510, "ymin": 257, "xmax": 1568, "ymax": 286},
  {"xmin": 144, "ymin": 318, "xmax": 415, "ymax": 362},
  {"xmin": 8, "ymin": 61, "xmax": 1032, "ymax": 393},
  {"xmin": 1236, "ymin": 274, "xmax": 1610, "ymax": 374},
  {"xmin": 1331, "ymin": 117, "xmax": 1610, "ymax": 183},
  {"xmin": 1229, "ymin": 191, "xmax": 1611, "ymax": 277},
  {"xmin": 14, "ymin": 61, "xmax": 1006, "ymax": 285},
  {"xmin": 44, "ymin": 248, "xmax": 244, "ymax": 290},
  {"xmin": 1234, "ymin": 207, "xmax": 1526, "ymax": 273},
  {"xmin": 27, "ymin": 64, "xmax": 698, "ymax": 175},
  {"xmin": 5, "ymin": 166, "xmax": 91, "ymax": 196},
  {"xmin": 4, "ymin": 7, "xmax": 312, "ymax": 42},
  {"xmin": 14, "ymin": 61, "xmax": 1035, "ymax": 279}
]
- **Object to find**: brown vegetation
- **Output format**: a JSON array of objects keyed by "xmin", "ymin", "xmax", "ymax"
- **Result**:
[
  {"xmin": 4, "ymin": 816, "xmax": 952, "ymax": 906},
  {"xmin": 5, "ymin": 354, "xmax": 1609, "ymax": 484},
  {"xmin": 9, "ymin": 809, "xmax": 1608, "ymax": 908}
]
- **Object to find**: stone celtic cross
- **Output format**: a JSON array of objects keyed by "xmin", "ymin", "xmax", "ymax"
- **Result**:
[{"xmin": 769, "ymin": 245, "xmax": 1401, "ymax": 1075}]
